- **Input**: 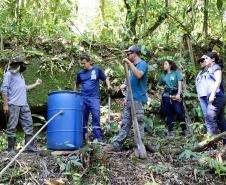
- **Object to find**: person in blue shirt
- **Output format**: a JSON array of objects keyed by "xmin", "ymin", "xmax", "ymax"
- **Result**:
[
  {"xmin": 1, "ymin": 56, "xmax": 43, "ymax": 156},
  {"xmin": 110, "ymin": 45, "xmax": 150, "ymax": 151},
  {"xmin": 204, "ymin": 52, "xmax": 226, "ymax": 139},
  {"xmin": 74, "ymin": 54, "xmax": 111, "ymax": 143},
  {"xmin": 158, "ymin": 60, "xmax": 187, "ymax": 137}
]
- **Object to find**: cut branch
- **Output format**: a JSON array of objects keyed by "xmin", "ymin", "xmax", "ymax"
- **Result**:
[{"xmin": 191, "ymin": 131, "xmax": 226, "ymax": 152}]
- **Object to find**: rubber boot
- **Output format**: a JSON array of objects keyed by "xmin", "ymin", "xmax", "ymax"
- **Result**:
[
  {"xmin": 24, "ymin": 135, "xmax": 39, "ymax": 153},
  {"xmin": 7, "ymin": 137, "xmax": 16, "ymax": 157}
]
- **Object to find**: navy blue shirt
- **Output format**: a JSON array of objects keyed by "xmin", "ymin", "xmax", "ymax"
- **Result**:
[{"xmin": 76, "ymin": 66, "xmax": 106, "ymax": 98}]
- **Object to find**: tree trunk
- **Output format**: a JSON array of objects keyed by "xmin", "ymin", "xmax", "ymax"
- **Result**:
[
  {"xmin": 203, "ymin": 0, "xmax": 208, "ymax": 37},
  {"xmin": 100, "ymin": 0, "xmax": 106, "ymax": 35},
  {"xmin": 123, "ymin": 0, "xmax": 131, "ymax": 22},
  {"xmin": 100, "ymin": 0, "xmax": 105, "ymax": 22},
  {"xmin": 123, "ymin": 0, "xmax": 141, "ymax": 39},
  {"xmin": 130, "ymin": 0, "xmax": 141, "ymax": 37},
  {"xmin": 186, "ymin": 35, "xmax": 196, "ymax": 72},
  {"xmin": 143, "ymin": 0, "xmax": 147, "ymax": 32},
  {"xmin": 143, "ymin": 0, "xmax": 168, "ymax": 38},
  {"xmin": 0, "ymin": 34, "xmax": 3, "ymax": 51},
  {"xmin": 15, "ymin": 0, "xmax": 21, "ymax": 27}
]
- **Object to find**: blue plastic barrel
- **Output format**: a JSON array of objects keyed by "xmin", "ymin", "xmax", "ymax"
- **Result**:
[{"xmin": 47, "ymin": 90, "xmax": 83, "ymax": 150}]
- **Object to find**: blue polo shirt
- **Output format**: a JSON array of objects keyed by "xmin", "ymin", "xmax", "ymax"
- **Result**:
[
  {"xmin": 128, "ymin": 60, "xmax": 148, "ymax": 104},
  {"xmin": 76, "ymin": 66, "xmax": 106, "ymax": 98}
]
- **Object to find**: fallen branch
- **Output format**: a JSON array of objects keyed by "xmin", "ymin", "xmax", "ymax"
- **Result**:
[
  {"xmin": 51, "ymin": 150, "xmax": 80, "ymax": 156},
  {"xmin": 191, "ymin": 131, "xmax": 226, "ymax": 152}
]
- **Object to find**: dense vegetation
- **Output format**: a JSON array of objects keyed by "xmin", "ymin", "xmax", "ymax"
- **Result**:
[{"xmin": 0, "ymin": 0, "xmax": 225, "ymax": 184}]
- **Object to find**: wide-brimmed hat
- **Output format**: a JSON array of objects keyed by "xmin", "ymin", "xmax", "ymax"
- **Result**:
[{"xmin": 10, "ymin": 56, "xmax": 28, "ymax": 66}]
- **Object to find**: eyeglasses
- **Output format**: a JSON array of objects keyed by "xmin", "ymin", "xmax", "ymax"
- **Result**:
[
  {"xmin": 127, "ymin": 52, "xmax": 133, "ymax": 57},
  {"xmin": 199, "ymin": 59, "xmax": 205, "ymax": 63}
]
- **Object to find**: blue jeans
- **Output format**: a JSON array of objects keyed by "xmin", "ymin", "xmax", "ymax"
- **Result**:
[
  {"xmin": 198, "ymin": 96, "xmax": 208, "ymax": 120},
  {"xmin": 206, "ymin": 96, "xmax": 226, "ymax": 136},
  {"xmin": 83, "ymin": 98, "xmax": 102, "ymax": 140},
  {"xmin": 162, "ymin": 96, "xmax": 186, "ymax": 131}
]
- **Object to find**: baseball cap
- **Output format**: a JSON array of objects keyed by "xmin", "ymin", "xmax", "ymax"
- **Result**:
[{"xmin": 124, "ymin": 45, "xmax": 141, "ymax": 54}]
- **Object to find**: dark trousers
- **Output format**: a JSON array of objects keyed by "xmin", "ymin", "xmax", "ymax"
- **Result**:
[
  {"xmin": 206, "ymin": 96, "xmax": 226, "ymax": 136},
  {"xmin": 162, "ymin": 96, "xmax": 186, "ymax": 131}
]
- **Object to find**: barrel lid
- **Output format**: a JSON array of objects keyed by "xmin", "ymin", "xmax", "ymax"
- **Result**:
[{"xmin": 48, "ymin": 90, "xmax": 81, "ymax": 96}]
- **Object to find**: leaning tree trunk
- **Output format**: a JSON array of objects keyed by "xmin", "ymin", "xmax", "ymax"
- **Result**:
[
  {"xmin": 203, "ymin": 0, "xmax": 208, "ymax": 37},
  {"xmin": 0, "ymin": 33, "xmax": 3, "ymax": 50},
  {"xmin": 186, "ymin": 35, "xmax": 197, "ymax": 73}
]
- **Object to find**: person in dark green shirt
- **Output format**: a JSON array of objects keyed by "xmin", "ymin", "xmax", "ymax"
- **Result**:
[{"xmin": 158, "ymin": 60, "xmax": 187, "ymax": 137}]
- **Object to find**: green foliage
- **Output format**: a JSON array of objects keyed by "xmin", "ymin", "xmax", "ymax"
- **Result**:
[
  {"xmin": 216, "ymin": 0, "xmax": 223, "ymax": 11},
  {"xmin": 179, "ymin": 150, "xmax": 199, "ymax": 160},
  {"xmin": 56, "ymin": 155, "xmax": 82, "ymax": 183},
  {"xmin": 146, "ymin": 163, "xmax": 168, "ymax": 174},
  {"xmin": 0, "ymin": 131, "xmax": 7, "ymax": 149}
]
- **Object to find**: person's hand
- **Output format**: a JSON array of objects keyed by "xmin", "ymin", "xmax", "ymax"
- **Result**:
[
  {"xmin": 120, "ymin": 84, "xmax": 126, "ymax": 90},
  {"xmin": 108, "ymin": 86, "xmax": 113, "ymax": 96},
  {"xmin": 209, "ymin": 93, "xmax": 215, "ymax": 103},
  {"xmin": 123, "ymin": 58, "xmax": 131, "ymax": 64},
  {"xmin": 35, "ymin": 79, "xmax": 43, "ymax": 86},
  {"xmin": 170, "ymin": 95, "xmax": 182, "ymax": 102},
  {"xmin": 122, "ymin": 99, "xmax": 127, "ymax": 106},
  {"xmin": 175, "ymin": 94, "xmax": 180, "ymax": 100},
  {"xmin": 3, "ymin": 103, "xmax": 9, "ymax": 114}
]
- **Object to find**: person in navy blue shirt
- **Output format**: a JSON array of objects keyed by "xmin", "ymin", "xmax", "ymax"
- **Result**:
[{"xmin": 74, "ymin": 54, "xmax": 111, "ymax": 143}]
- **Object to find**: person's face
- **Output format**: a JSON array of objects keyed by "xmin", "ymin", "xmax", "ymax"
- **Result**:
[
  {"xmin": 127, "ymin": 52, "xmax": 135, "ymax": 62},
  {"xmin": 164, "ymin": 61, "xmax": 170, "ymax": 71},
  {"xmin": 199, "ymin": 56, "xmax": 207, "ymax": 68},
  {"xmin": 205, "ymin": 56, "xmax": 214, "ymax": 67},
  {"xmin": 80, "ymin": 59, "xmax": 90, "ymax": 70}
]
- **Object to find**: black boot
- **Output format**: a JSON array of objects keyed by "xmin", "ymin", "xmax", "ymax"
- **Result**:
[
  {"xmin": 7, "ymin": 137, "xmax": 16, "ymax": 157},
  {"xmin": 24, "ymin": 135, "xmax": 39, "ymax": 153}
]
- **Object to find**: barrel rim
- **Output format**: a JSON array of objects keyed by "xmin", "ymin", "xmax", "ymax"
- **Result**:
[{"xmin": 48, "ymin": 90, "xmax": 81, "ymax": 96}]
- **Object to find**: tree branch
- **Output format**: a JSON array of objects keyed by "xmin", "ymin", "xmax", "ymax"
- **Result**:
[
  {"xmin": 143, "ymin": 0, "xmax": 168, "ymax": 38},
  {"xmin": 123, "ymin": 0, "xmax": 131, "ymax": 21},
  {"xmin": 130, "ymin": 0, "xmax": 141, "ymax": 36}
]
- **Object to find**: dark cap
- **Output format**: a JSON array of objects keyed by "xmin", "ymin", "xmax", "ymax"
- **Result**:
[
  {"xmin": 206, "ymin": 52, "xmax": 219, "ymax": 63},
  {"xmin": 10, "ymin": 56, "xmax": 28, "ymax": 65},
  {"xmin": 124, "ymin": 45, "xmax": 141, "ymax": 54}
]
